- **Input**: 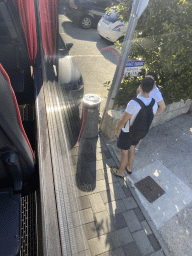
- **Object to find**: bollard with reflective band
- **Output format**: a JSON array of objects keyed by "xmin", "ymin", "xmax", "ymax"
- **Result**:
[{"xmin": 81, "ymin": 94, "xmax": 101, "ymax": 139}]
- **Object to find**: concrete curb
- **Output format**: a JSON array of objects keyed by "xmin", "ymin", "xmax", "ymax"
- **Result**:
[{"xmin": 100, "ymin": 133, "xmax": 173, "ymax": 256}]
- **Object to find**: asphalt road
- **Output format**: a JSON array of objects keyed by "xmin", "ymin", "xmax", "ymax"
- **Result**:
[{"xmin": 58, "ymin": 12, "xmax": 119, "ymax": 114}]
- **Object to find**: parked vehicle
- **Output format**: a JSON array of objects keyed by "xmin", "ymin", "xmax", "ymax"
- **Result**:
[
  {"xmin": 65, "ymin": 0, "xmax": 120, "ymax": 29},
  {"xmin": 97, "ymin": 9, "xmax": 127, "ymax": 42},
  {"xmin": 57, "ymin": 36, "xmax": 84, "ymax": 106}
]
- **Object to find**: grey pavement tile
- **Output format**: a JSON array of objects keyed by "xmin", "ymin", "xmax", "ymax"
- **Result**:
[
  {"xmin": 103, "ymin": 167, "xmax": 118, "ymax": 183},
  {"xmin": 79, "ymin": 140, "xmax": 93, "ymax": 154},
  {"xmin": 100, "ymin": 189, "xmax": 115, "ymax": 204},
  {"xmin": 84, "ymin": 221, "xmax": 102, "ymax": 240},
  {"xmin": 133, "ymin": 230, "xmax": 154, "ymax": 255},
  {"xmin": 78, "ymin": 181, "xmax": 96, "ymax": 194},
  {"xmin": 94, "ymin": 169, "xmax": 105, "ymax": 181},
  {"xmin": 95, "ymin": 210, "xmax": 115, "ymax": 233},
  {"xmin": 78, "ymin": 249, "xmax": 92, "ymax": 256},
  {"xmin": 72, "ymin": 210, "xmax": 82, "ymax": 227},
  {"xmin": 95, "ymin": 139, "xmax": 103, "ymax": 148},
  {"xmin": 122, "ymin": 210, "xmax": 142, "ymax": 233},
  {"xmin": 96, "ymin": 152, "xmax": 106, "ymax": 161},
  {"xmin": 99, "ymin": 142, "xmax": 108, "ymax": 151},
  {"xmin": 140, "ymin": 220, "xmax": 153, "ymax": 235},
  {"xmin": 122, "ymin": 197, "xmax": 138, "ymax": 211},
  {"xmin": 77, "ymin": 184, "xmax": 95, "ymax": 197},
  {"xmin": 109, "ymin": 182, "xmax": 127, "ymax": 200},
  {"xmin": 103, "ymin": 164, "xmax": 114, "ymax": 173},
  {"xmin": 149, "ymin": 250, "xmax": 165, "ymax": 256},
  {"xmin": 68, "ymin": 192, "xmax": 79, "ymax": 213},
  {"xmin": 76, "ymin": 166, "xmax": 95, "ymax": 185},
  {"xmin": 92, "ymin": 147, "xmax": 102, "ymax": 154},
  {"xmin": 133, "ymin": 207, "xmax": 145, "ymax": 222},
  {"xmin": 72, "ymin": 208, "xmax": 94, "ymax": 226},
  {"xmin": 84, "ymin": 152, "xmax": 97, "ymax": 163},
  {"xmin": 89, "ymin": 160, "xmax": 105, "ymax": 171},
  {"xmin": 122, "ymin": 241, "xmax": 142, "ymax": 256},
  {"xmin": 88, "ymin": 233, "xmax": 114, "ymax": 256},
  {"xmin": 89, "ymin": 193, "xmax": 106, "ymax": 213},
  {"xmin": 105, "ymin": 199, "xmax": 127, "ymax": 216},
  {"xmin": 67, "ymin": 165, "xmax": 77, "ymax": 178},
  {"xmin": 98, "ymin": 247, "xmax": 125, "ymax": 256},
  {"xmin": 103, "ymin": 158, "xmax": 117, "ymax": 168},
  {"xmin": 147, "ymin": 234, "xmax": 161, "ymax": 252},
  {"xmin": 100, "ymin": 183, "xmax": 127, "ymax": 203},
  {"xmin": 81, "ymin": 208, "xmax": 94, "ymax": 224},
  {"xmin": 76, "ymin": 154, "xmax": 90, "ymax": 167},
  {"xmin": 110, "ymin": 227, "xmax": 133, "ymax": 248},
  {"xmin": 74, "ymin": 226, "xmax": 89, "ymax": 253},
  {"xmin": 92, "ymin": 179, "xmax": 110, "ymax": 193},
  {"xmin": 103, "ymin": 150, "xmax": 112, "ymax": 159},
  {"xmin": 111, "ymin": 213, "xmax": 127, "ymax": 230},
  {"xmin": 118, "ymin": 177, "xmax": 126, "ymax": 186},
  {"xmin": 114, "ymin": 175, "xmax": 127, "ymax": 184},
  {"xmin": 78, "ymin": 195, "xmax": 91, "ymax": 210},
  {"xmin": 121, "ymin": 184, "xmax": 132, "ymax": 197}
]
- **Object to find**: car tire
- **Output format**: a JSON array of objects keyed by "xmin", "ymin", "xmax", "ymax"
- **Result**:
[
  {"xmin": 80, "ymin": 15, "xmax": 92, "ymax": 29},
  {"xmin": 118, "ymin": 36, "xmax": 124, "ymax": 43}
]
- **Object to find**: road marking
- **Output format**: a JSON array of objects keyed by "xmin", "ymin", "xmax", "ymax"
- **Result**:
[{"xmin": 127, "ymin": 160, "xmax": 192, "ymax": 230}]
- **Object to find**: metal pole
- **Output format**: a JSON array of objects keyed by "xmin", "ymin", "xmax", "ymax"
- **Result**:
[{"xmin": 101, "ymin": 0, "xmax": 149, "ymax": 120}]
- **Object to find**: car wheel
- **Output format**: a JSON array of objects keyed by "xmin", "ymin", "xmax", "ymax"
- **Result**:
[
  {"xmin": 118, "ymin": 36, "xmax": 124, "ymax": 43},
  {"xmin": 80, "ymin": 15, "xmax": 92, "ymax": 29}
]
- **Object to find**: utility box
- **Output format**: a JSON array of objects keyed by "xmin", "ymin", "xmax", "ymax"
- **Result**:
[{"xmin": 81, "ymin": 94, "xmax": 101, "ymax": 139}]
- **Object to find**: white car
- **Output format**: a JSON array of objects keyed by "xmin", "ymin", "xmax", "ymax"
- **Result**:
[{"xmin": 97, "ymin": 10, "xmax": 127, "ymax": 43}]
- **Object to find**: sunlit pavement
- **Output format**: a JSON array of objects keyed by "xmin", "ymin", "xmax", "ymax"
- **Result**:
[
  {"xmin": 106, "ymin": 113, "xmax": 192, "ymax": 256},
  {"xmin": 72, "ymin": 134, "xmax": 169, "ymax": 255}
]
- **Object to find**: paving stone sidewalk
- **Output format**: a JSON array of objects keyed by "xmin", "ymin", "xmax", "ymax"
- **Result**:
[{"xmin": 71, "ymin": 134, "xmax": 170, "ymax": 256}]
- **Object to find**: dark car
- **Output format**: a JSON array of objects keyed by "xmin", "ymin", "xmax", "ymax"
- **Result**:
[{"xmin": 65, "ymin": 0, "xmax": 120, "ymax": 29}]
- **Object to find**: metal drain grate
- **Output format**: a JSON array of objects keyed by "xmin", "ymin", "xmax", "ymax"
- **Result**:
[
  {"xmin": 134, "ymin": 176, "xmax": 165, "ymax": 203},
  {"xmin": 19, "ymin": 192, "xmax": 37, "ymax": 256}
]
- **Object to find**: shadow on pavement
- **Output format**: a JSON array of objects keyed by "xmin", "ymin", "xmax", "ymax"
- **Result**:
[
  {"xmin": 75, "ymin": 137, "xmax": 97, "ymax": 191},
  {"xmin": 98, "ymin": 46, "xmax": 120, "ymax": 65},
  {"xmin": 61, "ymin": 20, "xmax": 113, "ymax": 46}
]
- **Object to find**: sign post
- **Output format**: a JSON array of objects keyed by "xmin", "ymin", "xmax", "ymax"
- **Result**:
[{"xmin": 101, "ymin": 0, "xmax": 149, "ymax": 116}]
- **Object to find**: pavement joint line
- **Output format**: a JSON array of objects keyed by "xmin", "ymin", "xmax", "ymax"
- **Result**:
[{"xmin": 100, "ymin": 133, "xmax": 172, "ymax": 256}]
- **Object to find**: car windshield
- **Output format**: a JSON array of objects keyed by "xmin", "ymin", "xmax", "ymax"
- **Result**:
[{"xmin": 103, "ymin": 11, "xmax": 119, "ymax": 23}]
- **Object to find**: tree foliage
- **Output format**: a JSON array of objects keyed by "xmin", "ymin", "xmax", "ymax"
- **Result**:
[{"xmin": 112, "ymin": 0, "xmax": 192, "ymax": 104}]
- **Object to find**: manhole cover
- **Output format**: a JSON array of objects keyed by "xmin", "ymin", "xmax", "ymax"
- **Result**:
[{"xmin": 134, "ymin": 176, "xmax": 165, "ymax": 203}]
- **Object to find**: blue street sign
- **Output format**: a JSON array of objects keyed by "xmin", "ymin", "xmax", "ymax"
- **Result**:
[{"xmin": 123, "ymin": 60, "xmax": 145, "ymax": 77}]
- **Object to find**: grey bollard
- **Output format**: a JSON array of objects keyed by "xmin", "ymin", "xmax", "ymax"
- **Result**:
[{"xmin": 81, "ymin": 94, "xmax": 101, "ymax": 139}]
